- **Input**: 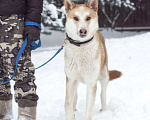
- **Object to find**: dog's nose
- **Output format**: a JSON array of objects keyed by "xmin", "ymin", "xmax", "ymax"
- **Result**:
[{"xmin": 80, "ymin": 28, "xmax": 87, "ymax": 36}]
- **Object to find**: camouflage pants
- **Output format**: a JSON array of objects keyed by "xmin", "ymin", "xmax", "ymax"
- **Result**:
[{"xmin": 0, "ymin": 15, "xmax": 38, "ymax": 107}]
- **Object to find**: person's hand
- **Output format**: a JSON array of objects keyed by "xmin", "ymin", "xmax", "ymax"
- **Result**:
[{"xmin": 24, "ymin": 26, "xmax": 40, "ymax": 46}]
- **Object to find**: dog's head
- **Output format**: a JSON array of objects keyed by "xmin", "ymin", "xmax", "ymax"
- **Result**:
[{"xmin": 64, "ymin": 0, "xmax": 99, "ymax": 41}]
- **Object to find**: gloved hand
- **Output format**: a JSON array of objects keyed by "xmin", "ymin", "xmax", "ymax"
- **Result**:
[{"xmin": 24, "ymin": 26, "xmax": 40, "ymax": 46}]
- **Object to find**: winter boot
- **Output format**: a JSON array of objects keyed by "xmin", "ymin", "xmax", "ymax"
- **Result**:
[
  {"xmin": 0, "ymin": 99, "xmax": 13, "ymax": 119},
  {"xmin": 18, "ymin": 106, "xmax": 37, "ymax": 120}
]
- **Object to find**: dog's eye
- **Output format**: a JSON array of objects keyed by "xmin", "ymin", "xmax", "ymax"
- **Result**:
[
  {"xmin": 86, "ymin": 17, "xmax": 91, "ymax": 21},
  {"xmin": 74, "ymin": 17, "xmax": 79, "ymax": 21}
]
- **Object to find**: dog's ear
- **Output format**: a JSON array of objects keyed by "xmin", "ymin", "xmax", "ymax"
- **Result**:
[
  {"xmin": 87, "ymin": 0, "xmax": 98, "ymax": 12},
  {"xmin": 64, "ymin": 0, "xmax": 76, "ymax": 13}
]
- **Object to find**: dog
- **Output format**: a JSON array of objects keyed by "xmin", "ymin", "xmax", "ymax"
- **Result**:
[{"xmin": 64, "ymin": 0, "xmax": 122, "ymax": 120}]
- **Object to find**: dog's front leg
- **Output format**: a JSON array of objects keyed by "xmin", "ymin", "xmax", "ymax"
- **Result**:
[
  {"xmin": 99, "ymin": 66, "xmax": 109, "ymax": 111},
  {"xmin": 65, "ymin": 77, "xmax": 77, "ymax": 120},
  {"xmin": 85, "ymin": 84, "xmax": 97, "ymax": 120},
  {"xmin": 73, "ymin": 82, "xmax": 78, "ymax": 111}
]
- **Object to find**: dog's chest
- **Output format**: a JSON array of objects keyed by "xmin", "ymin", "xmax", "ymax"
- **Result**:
[{"xmin": 65, "ymin": 41, "xmax": 101, "ymax": 82}]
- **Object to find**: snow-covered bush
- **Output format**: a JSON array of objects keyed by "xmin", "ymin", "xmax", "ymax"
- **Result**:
[{"xmin": 42, "ymin": 0, "xmax": 65, "ymax": 31}]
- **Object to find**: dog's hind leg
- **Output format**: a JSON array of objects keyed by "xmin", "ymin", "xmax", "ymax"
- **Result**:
[
  {"xmin": 65, "ymin": 77, "xmax": 77, "ymax": 120},
  {"xmin": 99, "ymin": 65, "xmax": 109, "ymax": 111},
  {"xmin": 73, "ymin": 82, "xmax": 79, "ymax": 111},
  {"xmin": 85, "ymin": 83, "xmax": 97, "ymax": 120}
]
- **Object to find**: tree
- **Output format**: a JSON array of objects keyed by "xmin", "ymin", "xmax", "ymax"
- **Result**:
[
  {"xmin": 42, "ymin": 0, "xmax": 65, "ymax": 31},
  {"xmin": 52, "ymin": 0, "xmax": 64, "ymax": 8},
  {"xmin": 73, "ymin": 0, "xmax": 86, "ymax": 4},
  {"xmin": 122, "ymin": 0, "xmax": 142, "ymax": 26},
  {"xmin": 127, "ymin": 0, "xmax": 150, "ymax": 27},
  {"xmin": 99, "ymin": 0, "xmax": 135, "ymax": 28}
]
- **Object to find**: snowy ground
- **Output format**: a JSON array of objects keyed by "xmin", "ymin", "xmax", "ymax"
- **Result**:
[{"xmin": 11, "ymin": 31, "xmax": 150, "ymax": 120}]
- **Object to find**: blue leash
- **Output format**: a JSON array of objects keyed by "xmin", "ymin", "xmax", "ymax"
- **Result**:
[
  {"xmin": 0, "ymin": 22, "xmax": 63, "ymax": 84},
  {"xmin": 0, "ymin": 38, "xmax": 28, "ymax": 84},
  {"xmin": 35, "ymin": 46, "xmax": 64, "ymax": 70}
]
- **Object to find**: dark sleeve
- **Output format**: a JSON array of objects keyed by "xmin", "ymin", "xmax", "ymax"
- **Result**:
[{"xmin": 25, "ymin": 0, "xmax": 43, "ymax": 24}]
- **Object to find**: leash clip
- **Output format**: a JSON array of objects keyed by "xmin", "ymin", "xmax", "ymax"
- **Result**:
[{"xmin": 31, "ymin": 39, "xmax": 41, "ymax": 50}]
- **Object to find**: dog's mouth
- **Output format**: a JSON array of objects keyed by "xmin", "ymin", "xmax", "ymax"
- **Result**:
[
  {"xmin": 80, "ymin": 34, "xmax": 86, "ymax": 38},
  {"xmin": 80, "ymin": 28, "xmax": 87, "ymax": 38}
]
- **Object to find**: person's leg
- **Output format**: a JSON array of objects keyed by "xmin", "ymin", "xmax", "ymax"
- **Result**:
[
  {"xmin": 14, "ymin": 48, "xmax": 38, "ymax": 120},
  {"xmin": 0, "ymin": 55, "xmax": 13, "ymax": 119},
  {"xmin": 0, "ymin": 16, "xmax": 13, "ymax": 119},
  {"xmin": 9, "ymin": 15, "xmax": 38, "ymax": 120},
  {"xmin": 0, "ymin": 14, "xmax": 38, "ymax": 120},
  {"xmin": 0, "ymin": 55, "xmax": 12, "ymax": 100}
]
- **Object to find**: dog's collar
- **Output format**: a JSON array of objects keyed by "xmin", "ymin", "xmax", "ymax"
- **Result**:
[{"xmin": 66, "ymin": 34, "xmax": 94, "ymax": 47}]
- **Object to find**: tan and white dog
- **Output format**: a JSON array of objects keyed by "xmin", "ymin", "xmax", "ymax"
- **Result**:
[{"xmin": 64, "ymin": 0, "xmax": 122, "ymax": 120}]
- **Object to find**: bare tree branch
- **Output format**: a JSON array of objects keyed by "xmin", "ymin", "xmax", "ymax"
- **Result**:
[
  {"xmin": 102, "ymin": 7, "xmax": 112, "ymax": 24},
  {"xmin": 112, "ymin": 12, "xmax": 120, "ymax": 28},
  {"xmin": 123, "ymin": 10, "xmax": 134, "ymax": 24},
  {"xmin": 123, "ymin": 0, "xmax": 142, "ymax": 24}
]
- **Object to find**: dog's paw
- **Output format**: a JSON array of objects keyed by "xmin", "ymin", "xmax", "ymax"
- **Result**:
[
  {"xmin": 66, "ymin": 116, "xmax": 76, "ymax": 120},
  {"xmin": 84, "ymin": 117, "xmax": 92, "ymax": 120},
  {"xmin": 73, "ymin": 116, "xmax": 76, "ymax": 120}
]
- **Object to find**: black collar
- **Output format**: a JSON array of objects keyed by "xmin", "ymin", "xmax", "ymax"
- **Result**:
[{"xmin": 66, "ymin": 34, "xmax": 94, "ymax": 47}]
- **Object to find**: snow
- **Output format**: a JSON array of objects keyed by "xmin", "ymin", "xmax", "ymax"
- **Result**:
[
  {"xmin": 60, "ymin": 6, "xmax": 66, "ymax": 19},
  {"xmin": 47, "ymin": 4, "xmax": 58, "ymax": 19},
  {"xmin": 42, "ymin": 3, "xmax": 64, "ymax": 28},
  {"xmin": 11, "ymin": 31, "xmax": 150, "ymax": 120},
  {"xmin": 101, "ymin": 0, "xmax": 135, "ymax": 8}
]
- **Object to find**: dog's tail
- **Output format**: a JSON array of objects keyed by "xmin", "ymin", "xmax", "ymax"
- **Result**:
[{"xmin": 109, "ymin": 70, "xmax": 122, "ymax": 81}]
